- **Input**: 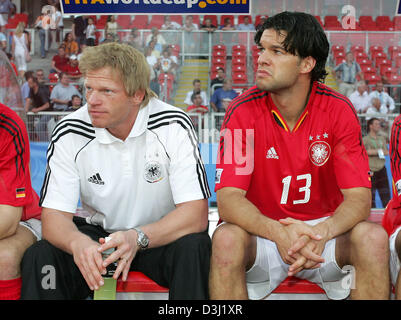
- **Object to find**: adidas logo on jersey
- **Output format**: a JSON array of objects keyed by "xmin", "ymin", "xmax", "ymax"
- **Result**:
[
  {"xmin": 266, "ymin": 147, "xmax": 279, "ymax": 159},
  {"xmin": 88, "ymin": 173, "xmax": 105, "ymax": 185}
]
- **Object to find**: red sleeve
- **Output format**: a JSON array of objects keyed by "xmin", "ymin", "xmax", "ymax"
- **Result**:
[
  {"xmin": 215, "ymin": 103, "xmax": 254, "ymax": 192},
  {"xmin": 332, "ymin": 101, "xmax": 371, "ymax": 189},
  {"xmin": 382, "ymin": 115, "xmax": 401, "ymax": 235}
]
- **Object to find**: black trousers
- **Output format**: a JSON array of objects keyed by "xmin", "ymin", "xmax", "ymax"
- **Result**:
[
  {"xmin": 21, "ymin": 217, "xmax": 211, "ymax": 300},
  {"xmin": 371, "ymin": 166, "xmax": 391, "ymax": 208}
]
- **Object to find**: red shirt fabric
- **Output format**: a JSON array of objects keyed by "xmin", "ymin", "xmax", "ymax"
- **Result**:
[
  {"xmin": 215, "ymin": 82, "xmax": 371, "ymax": 221},
  {"xmin": 0, "ymin": 103, "xmax": 41, "ymax": 220},
  {"xmin": 52, "ymin": 55, "xmax": 69, "ymax": 72},
  {"xmin": 187, "ymin": 104, "xmax": 208, "ymax": 113},
  {"xmin": 383, "ymin": 114, "xmax": 401, "ymax": 235},
  {"xmin": 65, "ymin": 64, "xmax": 82, "ymax": 78}
]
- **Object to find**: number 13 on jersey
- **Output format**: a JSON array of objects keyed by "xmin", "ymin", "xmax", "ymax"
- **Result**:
[{"xmin": 280, "ymin": 174, "xmax": 312, "ymax": 205}]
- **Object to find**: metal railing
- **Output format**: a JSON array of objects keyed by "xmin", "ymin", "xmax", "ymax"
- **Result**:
[{"xmin": 26, "ymin": 111, "xmax": 399, "ymax": 144}]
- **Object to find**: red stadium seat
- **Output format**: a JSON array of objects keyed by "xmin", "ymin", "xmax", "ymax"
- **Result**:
[
  {"xmin": 232, "ymin": 64, "xmax": 246, "ymax": 73},
  {"xmin": 212, "ymin": 44, "xmax": 226, "ymax": 52},
  {"xmin": 232, "ymin": 56, "xmax": 246, "ymax": 66},
  {"xmin": 361, "ymin": 65, "xmax": 377, "ymax": 76},
  {"xmin": 232, "ymin": 44, "xmax": 246, "ymax": 55},
  {"xmin": 117, "ymin": 272, "xmax": 168, "ymax": 293},
  {"xmin": 131, "ymin": 15, "xmax": 148, "ymax": 29},
  {"xmin": 324, "ymin": 15, "xmax": 342, "ymax": 30},
  {"xmin": 314, "ymin": 15, "xmax": 323, "ymax": 27},
  {"xmin": 359, "ymin": 15, "xmax": 379, "ymax": 30},
  {"xmin": 148, "ymin": 15, "xmax": 164, "ymax": 28},
  {"xmin": 380, "ymin": 66, "xmax": 398, "ymax": 77},
  {"xmin": 386, "ymin": 74, "xmax": 401, "ymax": 85},
  {"xmin": 116, "ymin": 15, "xmax": 132, "ymax": 29},
  {"xmin": 48, "ymin": 73, "xmax": 59, "ymax": 83},
  {"xmin": 394, "ymin": 16, "xmax": 401, "ymax": 30},
  {"xmin": 354, "ymin": 51, "xmax": 368, "ymax": 60},
  {"xmin": 365, "ymin": 73, "xmax": 380, "ymax": 86},
  {"xmin": 335, "ymin": 57, "xmax": 346, "ymax": 65},
  {"xmin": 331, "ymin": 44, "xmax": 345, "ymax": 55},
  {"xmin": 396, "ymin": 56, "xmax": 401, "ymax": 68},
  {"xmin": 389, "ymin": 46, "xmax": 401, "ymax": 59},
  {"xmin": 95, "ymin": 15, "xmax": 108, "ymax": 29},
  {"xmin": 376, "ymin": 16, "xmax": 394, "ymax": 30},
  {"xmin": 375, "ymin": 57, "xmax": 390, "ymax": 68},
  {"xmin": 351, "ymin": 45, "xmax": 365, "ymax": 54},
  {"xmin": 169, "ymin": 44, "xmax": 180, "ymax": 57},
  {"xmin": 357, "ymin": 58, "xmax": 373, "ymax": 67},
  {"xmin": 232, "ymin": 71, "xmax": 247, "ymax": 84},
  {"xmin": 170, "ymin": 15, "xmax": 183, "ymax": 25}
]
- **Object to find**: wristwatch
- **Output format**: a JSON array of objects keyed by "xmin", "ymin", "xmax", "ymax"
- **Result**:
[{"xmin": 134, "ymin": 227, "xmax": 149, "ymax": 250}]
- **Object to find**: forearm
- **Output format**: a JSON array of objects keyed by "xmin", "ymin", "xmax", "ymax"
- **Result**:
[
  {"xmin": 140, "ymin": 199, "xmax": 209, "ymax": 249},
  {"xmin": 42, "ymin": 208, "xmax": 92, "ymax": 255},
  {"xmin": 35, "ymin": 103, "xmax": 50, "ymax": 112},
  {"xmin": 314, "ymin": 187, "xmax": 371, "ymax": 241},
  {"xmin": 217, "ymin": 188, "xmax": 282, "ymax": 241},
  {"xmin": 0, "ymin": 205, "xmax": 22, "ymax": 239}
]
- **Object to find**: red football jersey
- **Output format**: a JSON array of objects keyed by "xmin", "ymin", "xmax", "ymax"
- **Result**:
[
  {"xmin": 215, "ymin": 82, "xmax": 371, "ymax": 221},
  {"xmin": 0, "ymin": 103, "xmax": 41, "ymax": 220},
  {"xmin": 382, "ymin": 114, "xmax": 401, "ymax": 235}
]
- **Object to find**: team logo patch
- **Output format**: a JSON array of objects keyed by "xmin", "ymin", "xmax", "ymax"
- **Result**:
[
  {"xmin": 309, "ymin": 141, "xmax": 331, "ymax": 166},
  {"xmin": 144, "ymin": 161, "xmax": 163, "ymax": 183}
]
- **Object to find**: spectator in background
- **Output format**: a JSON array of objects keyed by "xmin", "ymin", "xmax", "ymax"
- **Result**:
[
  {"xmin": 220, "ymin": 17, "xmax": 235, "ymax": 43},
  {"xmin": 105, "ymin": 15, "xmax": 118, "ymax": 40},
  {"xmin": 210, "ymin": 67, "xmax": 226, "ymax": 92},
  {"xmin": 184, "ymin": 79, "xmax": 209, "ymax": 107},
  {"xmin": 332, "ymin": 51, "xmax": 364, "ymax": 97},
  {"xmin": 50, "ymin": 46, "xmax": 69, "ymax": 74},
  {"xmin": 0, "ymin": 0, "xmax": 13, "ymax": 34},
  {"xmin": 21, "ymin": 70, "xmax": 34, "ymax": 105},
  {"xmin": 160, "ymin": 47, "xmax": 177, "ymax": 77},
  {"xmin": 63, "ymin": 32, "xmax": 79, "ymax": 57},
  {"xmin": 349, "ymin": 80, "xmax": 370, "ymax": 113},
  {"xmin": 146, "ymin": 27, "xmax": 166, "ymax": 50},
  {"xmin": 35, "ymin": 69, "xmax": 46, "ymax": 85},
  {"xmin": 65, "ymin": 55, "xmax": 82, "ymax": 82},
  {"xmin": 123, "ymin": 27, "xmax": 142, "ymax": 50},
  {"xmin": 72, "ymin": 15, "xmax": 87, "ymax": 46},
  {"xmin": 67, "ymin": 94, "xmax": 82, "ymax": 111},
  {"xmin": 34, "ymin": 12, "xmax": 48, "ymax": 58},
  {"xmin": 162, "ymin": 16, "xmax": 181, "ymax": 30},
  {"xmin": 148, "ymin": 38, "xmax": 161, "ymax": 58},
  {"xmin": 0, "ymin": 29, "xmax": 6, "ymax": 50},
  {"xmin": 363, "ymin": 118, "xmax": 391, "ymax": 209},
  {"xmin": 201, "ymin": 17, "xmax": 217, "ymax": 33},
  {"xmin": 182, "ymin": 15, "xmax": 198, "ymax": 53},
  {"xmin": 53, "ymin": 2, "xmax": 63, "ymax": 45},
  {"xmin": 210, "ymin": 78, "xmax": 238, "ymax": 112},
  {"xmin": 50, "ymin": 72, "xmax": 81, "ymax": 111},
  {"xmin": 11, "ymin": 22, "xmax": 30, "ymax": 80},
  {"xmin": 367, "ymin": 97, "xmax": 392, "ymax": 117},
  {"xmin": 255, "ymin": 15, "xmax": 268, "ymax": 29},
  {"xmin": 85, "ymin": 17, "xmax": 96, "ymax": 46},
  {"xmin": 220, "ymin": 17, "xmax": 235, "ymax": 31},
  {"xmin": 25, "ymin": 76, "xmax": 51, "ymax": 141},
  {"xmin": 187, "ymin": 92, "xmax": 209, "ymax": 114},
  {"xmin": 237, "ymin": 16, "xmax": 255, "ymax": 31},
  {"xmin": 369, "ymin": 81, "xmax": 395, "ymax": 114},
  {"xmin": 144, "ymin": 46, "xmax": 161, "ymax": 96}
]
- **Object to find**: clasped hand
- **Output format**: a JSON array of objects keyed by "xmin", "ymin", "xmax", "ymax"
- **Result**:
[
  {"xmin": 276, "ymin": 217, "xmax": 328, "ymax": 276},
  {"xmin": 71, "ymin": 229, "xmax": 138, "ymax": 291}
]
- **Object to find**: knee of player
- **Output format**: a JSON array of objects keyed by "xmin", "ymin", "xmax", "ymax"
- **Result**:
[
  {"xmin": 0, "ymin": 245, "xmax": 21, "ymax": 279},
  {"xmin": 211, "ymin": 224, "xmax": 249, "ymax": 263},
  {"xmin": 351, "ymin": 222, "xmax": 389, "ymax": 258}
]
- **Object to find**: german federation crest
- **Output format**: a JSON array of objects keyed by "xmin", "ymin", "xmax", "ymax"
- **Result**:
[
  {"xmin": 309, "ymin": 141, "xmax": 331, "ymax": 166},
  {"xmin": 144, "ymin": 161, "xmax": 163, "ymax": 183}
]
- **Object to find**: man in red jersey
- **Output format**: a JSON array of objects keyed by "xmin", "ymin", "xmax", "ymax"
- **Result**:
[
  {"xmin": 382, "ymin": 114, "xmax": 401, "ymax": 299},
  {"xmin": 209, "ymin": 11, "xmax": 389, "ymax": 300},
  {"xmin": 0, "ymin": 103, "xmax": 41, "ymax": 300}
]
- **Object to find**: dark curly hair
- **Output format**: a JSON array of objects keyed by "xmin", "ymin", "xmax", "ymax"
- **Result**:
[{"xmin": 254, "ymin": 11, "xmax": 329, "ymax": 83}]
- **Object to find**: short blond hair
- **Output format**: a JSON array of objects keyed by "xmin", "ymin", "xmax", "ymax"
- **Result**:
[{"xmin": 79, "ymin": 42, "xmax": 156, "ymax": 107}]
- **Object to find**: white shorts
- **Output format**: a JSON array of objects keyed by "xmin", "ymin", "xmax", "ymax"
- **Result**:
[
  {"xmin": 245, "ymin": 217, "xmax": 352, "ymax": 300},
  {"xmin": 19, "ymin": 218, "xmax": 42, "ymax": 241},
  {"xmin": 389, "ymin": 226, "xmax": 401, "ymax": 286}
]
